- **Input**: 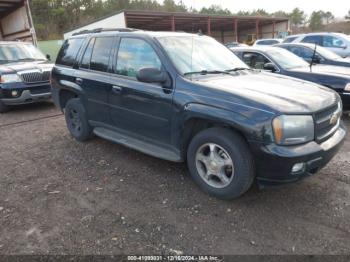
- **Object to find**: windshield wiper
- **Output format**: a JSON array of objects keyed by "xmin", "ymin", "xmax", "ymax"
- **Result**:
[
  {"xmin": 184, "ymin": 70, "xmax": 232, "ymax": 76},
  {"xmin": 225, "ymin": 67, "xmax": 250, "ymax": 72},
  {"xmin": 16, "ymin": 58, "xmax": 36, "ymax": 62}
]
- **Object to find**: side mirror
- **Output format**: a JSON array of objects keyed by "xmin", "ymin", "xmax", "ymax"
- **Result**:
[
  {"xmin": 312, "ymin": 55, "xmax": 321, "ymax": 64},
  {"xmin": 263, "ymin": 62, "xmax": 278, "ymax": 72},
  {"xmin": 46, "ymin": 54, "xmax": 51, "ymax": 61},
  {"xmin": 341, "ymin": 45, "xmax": 347, "ymax": 49},
  {"xmin": 137, "ymin": 68, "xmax": 167, "ymax": 84}
]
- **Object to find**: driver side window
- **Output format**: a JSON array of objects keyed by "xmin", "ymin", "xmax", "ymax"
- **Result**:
[
  {"xmin": 116, "ymin": 38, "xmax": 162, "ymax": 78},
  {"xmin": 242, "ymin": 52, "xmax": 270, "ymax": 69}
]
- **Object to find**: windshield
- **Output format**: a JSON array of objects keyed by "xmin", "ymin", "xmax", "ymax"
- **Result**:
[
  {"xmin": 316, "ymin": 45, "xmax": 343, "ymax": 60},
  {"xmin": 0, "ymin": 43, "xmax": 47, "ymax": 64},
  {"xmin": 157, "ymin": 35, "xmax": 249, "ymax": 75},
  {"xmin": 266, "ymin": 47, "xmax": 309, "ymax": 69}
]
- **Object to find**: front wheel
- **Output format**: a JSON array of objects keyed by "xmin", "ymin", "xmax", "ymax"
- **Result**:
[
  {"xmin": 64, "ymin": 98, "xmax": 93, "ymax": 142},
  {"xmin": 0, "ymin": 100, "xmax": 9, "ymax": 113},
  {"xmin": 187, "ymin": 127, "xmax": 255, "ymax": 200}
]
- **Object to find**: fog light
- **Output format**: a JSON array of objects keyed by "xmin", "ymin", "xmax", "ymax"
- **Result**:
[
  {"xmin": 11, "ymin": 90, "xmax": 18, "ymax": 97},
  {"xmin": 292, "ymin": 163, "xmax": 306, "ymax": 174}
]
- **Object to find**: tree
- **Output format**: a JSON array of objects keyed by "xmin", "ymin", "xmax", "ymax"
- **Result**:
[
  {"xmin": 199, "ymin": 5, "xmax": 231, "ymax": 15},
  {"xmin": 272, "ymin": 10, "xmax": 289, "ymax": 18},
  {"xmin": 309, "ymin": 11, "xmax": 325, "ymax": 31},
  {"xmin": 290, "ymin": 8, "xmax": 306, "ymax": 27},
  {"xmin": 250, "ymin": 9, "xmax": 269, "ymax": 16},
  {"xmin": 345, "ymin": 10, "xmax": 350, "ymax": 20},
  {"xmin": 323, "ymin": 11, "xmax": 334, "ymax": 24}
]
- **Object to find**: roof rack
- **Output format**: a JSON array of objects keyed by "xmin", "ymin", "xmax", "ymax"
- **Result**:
[{"xmin": 72, "ymin": 28, "xmax": 139, "ymax": 36}]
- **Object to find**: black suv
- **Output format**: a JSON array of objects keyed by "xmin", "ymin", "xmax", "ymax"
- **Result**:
[
  {"xmin": 0, "ymin": 41, "xmax": 53, "ymax": 113},
  {"xmin": 52, "ymin": 29, "xmax": 346, "ymax": 199}
]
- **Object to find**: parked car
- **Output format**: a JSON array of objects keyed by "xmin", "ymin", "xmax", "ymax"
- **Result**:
[
  {"xmin": 52, "ymin": 29, "xmax": 346, "ymax": 199},
  {"xmin": 276, "ymin": 43, "xmax": 350, "ymax": 67},
  {"xmin": 0, "ymin": 41, "xmax": 53, "ymax": 113},
  {"xmin": 253, "ymin": 38, "xmax": 283, "ymax": 46},
  {"xmin": 231, "ymin": 46, "xmax": 350, "ymax": 110},
  {"xmin": 282, "ymin": 33, "xmax": 350, "ymax": 58},
  {"xmin": 225, "ymin": 42, "xmax": 248, "ymax": 48}
]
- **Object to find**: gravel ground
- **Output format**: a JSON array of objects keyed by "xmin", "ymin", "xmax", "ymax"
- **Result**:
[{"xmin": 0, "ymin": 102, "xmax": 349, "ymax": 255}]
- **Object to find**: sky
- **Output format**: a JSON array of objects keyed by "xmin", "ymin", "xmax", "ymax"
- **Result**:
[{"xmin": 178, "ymin": 0, "xmax": 348, "ymax": 17}]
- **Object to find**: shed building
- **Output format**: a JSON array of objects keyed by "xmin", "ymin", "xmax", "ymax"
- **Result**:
[{"xmin": 64, "ymin": 10, "xmax": 289, "ymax": 43}]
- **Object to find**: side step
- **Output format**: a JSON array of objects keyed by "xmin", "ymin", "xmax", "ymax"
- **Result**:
[{"xmin": 93, "ymin": 127, "xmax": 182, "ymax": 162}]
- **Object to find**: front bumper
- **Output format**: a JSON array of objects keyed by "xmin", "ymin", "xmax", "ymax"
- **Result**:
[
  {"xmin": 1, "ymin": 89, "xmax": 51, "ymax": 105},
  {"xmin": 250, "ymin": 122, "xmax": 346, "ymax": 186}
]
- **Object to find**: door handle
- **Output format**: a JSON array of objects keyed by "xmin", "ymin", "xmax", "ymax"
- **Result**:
[
  {"xmin": 76, "ymin": 78, "xmax": 83, "ymax": 85},
  {"xmin": 112, "ymin": 85, "xmax": 122, "ymax": 93}
]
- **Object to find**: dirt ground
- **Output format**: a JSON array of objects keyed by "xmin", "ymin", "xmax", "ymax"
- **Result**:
[{"xmin": 0, "ymin": 102, "xmax": 349, "ymax": 255}]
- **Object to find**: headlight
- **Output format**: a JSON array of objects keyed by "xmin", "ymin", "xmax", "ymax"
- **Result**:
[
  {"xmin": 345, "ymin": 83, "xmax": 350, "ymax": 92},
  {"xmin": 272, "ymin": 115, "xmax": 314, "ymax": 145},
  {"xmin": 0, "ymin": 74, "xmax": 22, "ymax": 83}
]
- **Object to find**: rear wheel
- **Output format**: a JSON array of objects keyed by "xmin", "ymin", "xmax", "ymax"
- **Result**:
[
  {"xmin": 187, "ymin": 127, "xmax": 255, "ymax": 199},
  {"xmin": 0, "ymin": 100, "xmax": 9, "ymax": 113},
  {"xmin": 64, "ymin": 98, "xmax": 93, "ymax": 142}
]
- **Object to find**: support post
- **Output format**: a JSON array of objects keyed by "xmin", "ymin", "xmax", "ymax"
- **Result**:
[
  {"xmin": 272, "ymin": 21, "xmax": 275, "ymax": 38},
  {"xmin": 171, "ymin": 15, "xmax": 175, "ymax": 31},
  {"xmin": 234, "ymin": 18, "xmax": 238, "ymax": 42},
  {"xmin": 207, "ymin": 16, "xmax": 211, "ymax": 36},
  {"xmin": 255, "ymin": 19, "xmax": 259, "ymax": 39}
]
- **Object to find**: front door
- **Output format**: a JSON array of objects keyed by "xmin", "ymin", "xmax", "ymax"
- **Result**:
[{"xmin": 108, "ymin": 37, "xmax": 174, "ymax": 145}]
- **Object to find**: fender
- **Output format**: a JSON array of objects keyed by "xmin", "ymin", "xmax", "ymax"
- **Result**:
[{"xmin": 172, "ymin": 102, "xmax": 275, "ymax": 153}]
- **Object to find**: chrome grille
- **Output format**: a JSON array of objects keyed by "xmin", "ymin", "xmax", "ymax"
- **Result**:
[
  {"xmin": 314, "ymin": 102, "xmax": 342, "ymax": 143},
  {"xmin": 19, "ymin": 71, "xmax": 51, "ymax": 83}
]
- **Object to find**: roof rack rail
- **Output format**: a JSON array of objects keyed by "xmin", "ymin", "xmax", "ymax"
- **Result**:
[{"xmin": 72, "ymin": 28, "xmax": 139, "ymax": 36}]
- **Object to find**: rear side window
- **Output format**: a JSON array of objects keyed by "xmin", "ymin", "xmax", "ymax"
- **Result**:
[
  {"xmin": 56, "ymin": 38, "xmax": 84, "ymax": 67},
  {"xmin": 80, "ymin": 38, "xmax": 95, "ymax": 69},
  {"xmin": 90, "ymin": 37, "xmax": 115, "ymax": 72},
  {"xmin": 302, "ymin": 35, "xmax": 322, "ymax": 45},
  {"xmin": 116, "ymin": 38, "xmax": 161, "ymax": 78}
]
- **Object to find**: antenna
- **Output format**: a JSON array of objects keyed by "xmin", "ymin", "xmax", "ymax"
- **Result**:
[{"xmin": 310, "ymin": 42, "xmax": 317, "ymax": 71}]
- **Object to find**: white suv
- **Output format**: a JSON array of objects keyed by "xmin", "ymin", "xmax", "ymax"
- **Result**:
[{"xmin": 282, "ymin": 33, "xmax": 350, "ymax": 58}]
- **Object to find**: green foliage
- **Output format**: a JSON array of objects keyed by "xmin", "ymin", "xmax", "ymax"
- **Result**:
[
  {"xmin": 199, "ymin": 5, "xmax": 231, "ymax": 15},
  {"xmin": 290, "ymin": 8, "xmax": 306, "ymax": 27},
  {"xmin": 345, "ymin": 10, "xmax": 350, "ymax": 20},
  {"xmin": 309, "ymin": 11, "xmax": 325, "ymax": 31}
]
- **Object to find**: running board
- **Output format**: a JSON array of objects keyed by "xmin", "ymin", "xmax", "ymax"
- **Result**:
[{"xmin": 93, "ymin": 127, "xmax": 182, "ymax": 162}]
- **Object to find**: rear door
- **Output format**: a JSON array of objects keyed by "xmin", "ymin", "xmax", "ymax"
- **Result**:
[
  {"xmin": 75, "ymin": 36, "xmax": 116, "ymax": 124},
  {"xmin": 108, "ymin": 37, "xmax": 174, "ymax": 145}
]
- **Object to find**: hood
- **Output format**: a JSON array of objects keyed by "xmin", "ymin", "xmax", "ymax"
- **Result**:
[
  {"xmin": 0, "ymin": 61, "xmax": 54, "ymax": 74},
  {"xmin": 291, "ymin": 64, "xmax": 350, "ymax": 78},
  {"xmin": 195, "ymin": 71, "xmax": 338, "ymax": 113}
]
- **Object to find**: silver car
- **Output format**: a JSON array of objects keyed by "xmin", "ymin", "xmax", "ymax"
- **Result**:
[{"xmin": 283, "ymin": 33, "xmax": 350, "ymax": 58}]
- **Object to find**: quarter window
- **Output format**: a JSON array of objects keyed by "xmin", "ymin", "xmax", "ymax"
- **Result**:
[
  {"xmin": 116, "ymin": 38, "xmax": 161, "ymax": 78},
  {"xmin": 90, "ymin": 37, "xmax": 114, "ymax": 72},
  {"xmin": 56, "ymin": 38, "xmax": 84, "ymax": 67}
]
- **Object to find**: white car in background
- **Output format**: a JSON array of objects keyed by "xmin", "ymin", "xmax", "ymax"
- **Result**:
[
  {"xmin": 283, "ymin": 32, "xmax": 350, "ymax": 58},
  {"xmin": 253, "ymin": 38, "xmax": 283, "ymax": 46}
]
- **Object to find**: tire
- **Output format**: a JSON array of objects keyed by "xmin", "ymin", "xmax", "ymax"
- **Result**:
[
  {"xmin": 64, "ymin": 98, "xmax": 93, "ymax": 142},
  {"xmin": 187, "ymin": 127, "xmax": 255, "ymax": 200},
  {"xmin": 0, "ymin": 100, "xmax": 9, "ymax": 113}
]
